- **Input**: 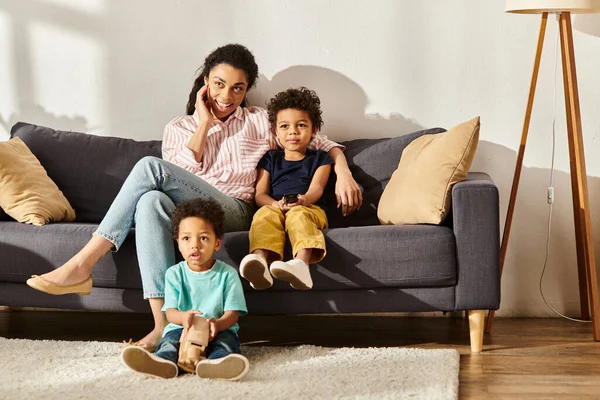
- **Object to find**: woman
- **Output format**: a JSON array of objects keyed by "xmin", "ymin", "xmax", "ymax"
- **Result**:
[{"xmin": 26, "ymin": 44, "xmax": 362, "ymax": 349}]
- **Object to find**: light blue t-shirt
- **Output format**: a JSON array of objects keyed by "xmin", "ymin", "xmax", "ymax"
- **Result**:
[{"xmin": 161, "ymin": 260, "xmax": 248, "ymax": 337}]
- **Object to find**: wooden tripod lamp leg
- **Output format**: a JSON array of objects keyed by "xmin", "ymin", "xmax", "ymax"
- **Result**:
[
  {"xmin": 559, "ymin": 12, "xmax": 600, "ymax": 340},
  {"xmin": 485, "ymin": 13, "xmax": 548, "ymax": 334}
]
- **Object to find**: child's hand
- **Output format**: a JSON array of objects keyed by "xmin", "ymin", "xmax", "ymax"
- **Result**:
[
  {"xmin": 182, "ymin": 310, "xmax": 203, "ymax": 330},
  {"xmin": 206, "ymin": 318, "xmax": 219, "ymax": 341},
  {"xmin": 272, "ymin": 199, "xmax": 287, "ymax": 213},
  {"xmin": 285, "ymin": 195, "xmax": 305, "ymax": 209},
  {"xmin": 179, "ymin": 310, "xmax": 202, "ymax": 342},
  {"xmin": 272, "ymin": 195, "xmax": 305, "ymax": 213}
]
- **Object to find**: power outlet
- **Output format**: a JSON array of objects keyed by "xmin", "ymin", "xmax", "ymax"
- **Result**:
[{"xmin": 547, "ymin": 187, "xmax": 555, "ymax": 204}]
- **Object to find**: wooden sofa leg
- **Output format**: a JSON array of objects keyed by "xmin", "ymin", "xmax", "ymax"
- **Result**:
[{"xmin": 468, "ymin": 310, "xmax": 485, "ymax": 353}]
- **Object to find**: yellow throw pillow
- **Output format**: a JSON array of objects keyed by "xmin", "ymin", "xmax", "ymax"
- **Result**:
[
  {"xmin": 0, "ymin": 137, "xmax": 76, "ymax": 225},
  {"xmin": 377, "ymin": 117, "xmax": 480, "ymax": 225}
]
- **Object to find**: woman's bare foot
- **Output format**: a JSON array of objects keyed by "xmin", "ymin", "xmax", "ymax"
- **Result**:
[{"xmin": 136, "ymin": 328, "xmax": 164, "ymax": 350}]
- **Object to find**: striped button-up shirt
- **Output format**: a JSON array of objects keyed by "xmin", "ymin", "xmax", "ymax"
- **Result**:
[{"xmin": 162, "ymin": 106, "xmax": 342, "ymax": 203}]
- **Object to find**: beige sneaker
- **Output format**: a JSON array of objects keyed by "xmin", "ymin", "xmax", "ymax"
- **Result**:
[
  {"xmin": 195, "ymin": 353, "xmax": 250, "ymax": 381},
  {"xmin": 239, "ymin": 254, "xmax": 273, "ymax": 290},
  {"xmin": 270, "ymin": 259, "xmax": 313, "ymax": 290},
  {"xmin": 121, "ymin": 346, "xmax": 178, "ymax": 379}
]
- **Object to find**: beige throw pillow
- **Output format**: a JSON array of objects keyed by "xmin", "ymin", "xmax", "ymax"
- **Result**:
[
  {"xmin": 0, "ymin": 137, "xmax": 76, "ymax": 225},
  {"xmin": 377, "ymin": 117, "xmax": 480, "ymax": 225}
]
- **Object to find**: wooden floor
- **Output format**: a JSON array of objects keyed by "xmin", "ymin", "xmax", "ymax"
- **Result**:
[{"xmin": 2, "ymin": 310, "xmax": 600, "ymax": 399}]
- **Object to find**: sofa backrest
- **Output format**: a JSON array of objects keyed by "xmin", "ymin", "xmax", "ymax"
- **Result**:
[
  {"xmin": 8, "ymin": 122, "xmax": 445, "ymax": 226},
  {"xmin": 322, "ymin": 127, "xmax": 446, "ymax": 228},
  {"xmin": 10, "ymin": 122, "xmax": 162, "ymax": 223}
]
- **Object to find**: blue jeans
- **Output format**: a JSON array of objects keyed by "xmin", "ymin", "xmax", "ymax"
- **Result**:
[
  {"xmin": 155, "ymin": 328, "xmax": 242, "ymax": 371},
  {"xmin": 93, "ymin": 156, "xmax": 253, "ymax": 298}
]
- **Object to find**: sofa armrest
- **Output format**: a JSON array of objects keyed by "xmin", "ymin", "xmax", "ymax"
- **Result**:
[{"xmin": 452, "ymin": 172, "xmax": 500, "ymax": 310}]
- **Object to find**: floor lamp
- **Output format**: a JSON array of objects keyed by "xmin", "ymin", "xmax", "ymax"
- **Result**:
[{"xmin": 485, "ymin": 0, "xmax": 600, "ymax": 340}]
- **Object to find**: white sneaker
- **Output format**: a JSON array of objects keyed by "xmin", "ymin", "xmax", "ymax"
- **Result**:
[
  {"xmin": 195, "ymin": 353, "xmax": 250, "ymax": 381},
  {"xmin": 270, "ymin": 259, "xmax": 313, "ymax": 290},
  {"xmin": 121, "ymin": 346, "xmax": 178, "ymax": 379},
  {"xmin": 240, "ymin": 254, "xmax": 273, "ymax": 290}
]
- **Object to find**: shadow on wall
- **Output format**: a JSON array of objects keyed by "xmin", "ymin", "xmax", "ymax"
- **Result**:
[
  {"xmin": 574, "ymin": 13, "xmax": 600, "ymax": 37},
  {"xmin": 0, "ymin": 104, "xmax": 90, "ymax": 140},
  {"xmin": 247, "ymin": 65, "xmax": 423, "ymax": 141},
  {"xmin": 476, "ymin": 139, "xmax": 600, "ymax": 317}
]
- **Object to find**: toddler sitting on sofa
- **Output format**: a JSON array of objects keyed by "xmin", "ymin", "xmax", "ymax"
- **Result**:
[{"xmin": 239, "ymin": 87, "xmax": 333, "ymax": 291}]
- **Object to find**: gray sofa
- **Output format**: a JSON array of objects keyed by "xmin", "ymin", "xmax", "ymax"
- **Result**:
[{"xmin": 0, "ymin": 122, "xmax": 500, "ymax": 352}]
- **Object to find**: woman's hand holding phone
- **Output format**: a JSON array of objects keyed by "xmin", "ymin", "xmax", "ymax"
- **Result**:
[{"xmin": 195, "ymin": 85, "xmax": 214, "ymax": 124}]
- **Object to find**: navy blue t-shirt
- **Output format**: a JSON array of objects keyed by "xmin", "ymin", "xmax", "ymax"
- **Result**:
[{"xmin": 258, "ymin": 149, "xmax": 334, "ymax": 208}]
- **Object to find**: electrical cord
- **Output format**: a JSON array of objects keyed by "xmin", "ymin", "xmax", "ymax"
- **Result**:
[{"xmin": 539, "ymin": 26, "xmax": 590, "ymax": 323}]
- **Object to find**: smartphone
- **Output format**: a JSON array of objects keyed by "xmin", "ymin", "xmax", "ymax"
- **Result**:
[{"xmin": 283, "ymin": 193, "xmax": 299, "ymax": 204}]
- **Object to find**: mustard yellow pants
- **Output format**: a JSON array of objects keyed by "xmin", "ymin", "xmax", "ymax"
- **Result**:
[{"xmin": 249, "ymin": 205, "xmax": 328, "ymax": 264}]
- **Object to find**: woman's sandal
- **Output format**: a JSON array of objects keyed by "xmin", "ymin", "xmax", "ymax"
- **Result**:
[
  {"xmin": 26, "ymin": 275, "xmax": 92, "ymax": 296},
  {"xmin": 122, "ymin": 339, "xmax": 157, "ymax": 353}
]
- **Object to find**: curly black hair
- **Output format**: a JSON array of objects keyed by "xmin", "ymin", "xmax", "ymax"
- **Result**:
[
  {"xmin": 171, "ymin": 197, "xmax": 225, "ymax": 239},
  {"xmin": 186, "ymin": 44, "xmax": 259, "ymax": 115},
  {"xmin": 266, "ymin": 87, "xmax": 323, "ymax": 134}
]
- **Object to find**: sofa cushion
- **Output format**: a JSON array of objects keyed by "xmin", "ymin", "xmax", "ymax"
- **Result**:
[
  {"xmin": 217, "ymin": 225, "xmax": 457, "ymax": 291},
  {"xmin": 10, "ymin": 122, "xmax": 162, "ymax": 223},
  {"xmin": 323, "ymin": 127, "xmax": 446, "ymax": 228},
  {"xmin": 0, "ymin": 221, "xmax": 143, "ymax": 290},
  {"xmin": 377, "ymin": 117, "xmax": 479, "ymax": 225},
  {"xmin": 0, "ymin": 137, "xmax": 76, "ymax": 225},
  {"xmin": 0, "ymin": 222, "xmax": 456, "ymax": 292}
]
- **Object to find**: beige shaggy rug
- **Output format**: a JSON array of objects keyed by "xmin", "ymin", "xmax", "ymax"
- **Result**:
[{"xmin": 0, "ymin": 337, "xmax": 459, "ymax": 400}]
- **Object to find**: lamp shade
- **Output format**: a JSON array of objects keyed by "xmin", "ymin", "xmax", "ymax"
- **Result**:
[{"xmin": 506, "ymin": 0, "xmax": 600, "ymax": 13}]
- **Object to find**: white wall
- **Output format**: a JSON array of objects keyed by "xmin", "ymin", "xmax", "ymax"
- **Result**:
[{"xmin": 1, "ymin": 0, "xmax": 600, "ymax": 317}]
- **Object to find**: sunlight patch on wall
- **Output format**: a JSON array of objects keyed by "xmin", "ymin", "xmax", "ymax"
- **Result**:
[
  {"xmin": 35, "ymin": 0, "xmax": 106, "ymax": 15},
  {"xmin": 0, "ymin": 10, "xmax": 14, "ymax": 139},
  {"xmin": 29, "ymin": 20, "xmax": 107, "ymax": 133}
]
